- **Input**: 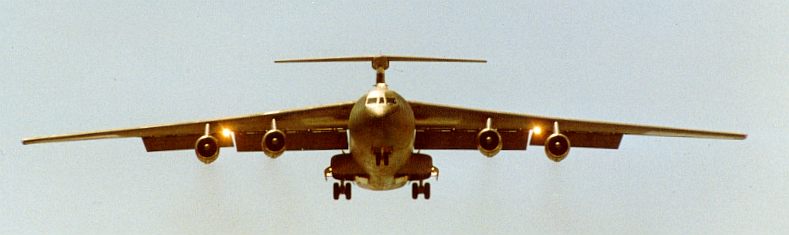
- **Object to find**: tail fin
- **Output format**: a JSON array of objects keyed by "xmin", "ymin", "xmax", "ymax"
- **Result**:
[{"xmin": 275, "ymin": 55, "xmax": 486, "ymax": 84}]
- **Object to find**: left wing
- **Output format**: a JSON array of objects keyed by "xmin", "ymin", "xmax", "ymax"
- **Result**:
[
  {"xmin": 22, "ymin": 101, "xmax": 356, "ymax": 152},
  {"xmin": 410, "ymin": 101, "xmax": 746, "ymax": 150}
]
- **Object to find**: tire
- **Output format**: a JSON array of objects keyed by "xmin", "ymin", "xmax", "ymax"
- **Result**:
[
  {"xmin": 424, "ymin": 183, "xmax": 431, "ymax": 200},
  {"xmin": 344, "ymin": 182, "xmax": 352, "ymax": 200},
  {"xmin": 411, "ymin": 183, "xmax": 419, "ymax": 200},
  {"xmin": 333, "ymin": 182, "xmax": 340, "ymax": 200}
]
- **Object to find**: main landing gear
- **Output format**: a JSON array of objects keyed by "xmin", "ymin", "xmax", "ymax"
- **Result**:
[
  {"xmin": 411, "ymin": 181, "xmax": 431, "ymax": 200},
  {"xmin": 332, "ymin": 181, "xmax": 352, "ymax": 200}
]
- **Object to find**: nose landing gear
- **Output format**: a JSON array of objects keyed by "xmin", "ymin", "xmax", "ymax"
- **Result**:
[
  {"xmin": 373, "ymin": 147, "xmax": 393, "ymax": 166},
  {"xmin": 374, "ymin": 154, "xmax": 389, "ymax": 166}
]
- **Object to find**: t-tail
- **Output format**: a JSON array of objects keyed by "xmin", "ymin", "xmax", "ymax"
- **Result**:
[{"xmin": 275, "ymin": 55, "xmax": 486, "ymax": 84}]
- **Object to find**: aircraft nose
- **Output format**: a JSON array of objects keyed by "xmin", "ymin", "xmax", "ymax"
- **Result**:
[{"xmin": 368, "ymin": 105, "xmax": 396, "ymax": 119}]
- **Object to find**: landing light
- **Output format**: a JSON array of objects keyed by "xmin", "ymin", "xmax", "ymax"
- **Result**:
[
  {"xmin": 222, "ymin": 128, "xmax": 233, "ymax": 137},
  {"xmin": 532, "ymin": 126, "xmax": 542, "ymax": 135}
]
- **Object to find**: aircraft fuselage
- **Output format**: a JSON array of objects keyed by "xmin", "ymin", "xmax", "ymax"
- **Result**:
[{"xmin": 347, "ymin": 83, "xmax": 415, "ymax": 190}]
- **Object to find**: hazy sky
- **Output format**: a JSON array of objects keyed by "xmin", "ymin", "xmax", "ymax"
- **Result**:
[{"xmin": 3, "ymin": 1, "xmax": 787, "ymax": 234}]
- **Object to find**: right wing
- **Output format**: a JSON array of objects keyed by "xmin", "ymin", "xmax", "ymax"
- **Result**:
[
  {"xmin": 22, "ymin": 101, "xmax": 356, "ymax": 152},
  {"xmin": 410, "ymin": 101, "xmax": 745, "ymax": 150}
]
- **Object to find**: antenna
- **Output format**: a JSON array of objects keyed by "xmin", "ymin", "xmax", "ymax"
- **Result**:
[{"xmin": 275, "ymin": 55, "xmax": 486, "ymax": 84}]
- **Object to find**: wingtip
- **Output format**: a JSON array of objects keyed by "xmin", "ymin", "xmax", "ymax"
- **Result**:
[
  {"xmin": 21, "ymin": 137, "xmax": 43, "ymax": 145},
  {"xmin": 724, "ymin": 133, "xmax": 747, "ymax": 140}
]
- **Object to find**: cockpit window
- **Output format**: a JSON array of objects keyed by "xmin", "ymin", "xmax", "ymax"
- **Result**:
[{"xmin": 367, "ymin": 96, "xmax": 396, "ymax": 105}]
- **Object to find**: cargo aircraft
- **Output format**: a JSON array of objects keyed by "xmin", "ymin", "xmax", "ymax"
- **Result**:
[{"xmin": 23, "ymin": 55, "xmax": 746, "ymax": 200}]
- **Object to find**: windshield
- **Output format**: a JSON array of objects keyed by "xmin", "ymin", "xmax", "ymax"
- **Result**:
[{"xmin": 366, "ymin": 96, "xmax": 397, "ymax": 105}]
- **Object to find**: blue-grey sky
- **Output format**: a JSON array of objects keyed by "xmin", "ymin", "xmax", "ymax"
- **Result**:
[{"xmin": 3, "ymin": 1, "xmax": 787, "ymax": 234}]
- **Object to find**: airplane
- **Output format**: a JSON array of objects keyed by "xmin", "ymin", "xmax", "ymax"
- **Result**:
[{"xmin": 22, "ymin": 55, "xmax": 746, "ymax": 200}]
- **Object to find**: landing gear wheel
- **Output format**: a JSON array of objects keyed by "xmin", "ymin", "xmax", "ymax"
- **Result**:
[
  {"xmin": 411, "ymin": 182, "xmax": 432, "ymax": 200},
  {"xmin": 423, "ymin": 183, "xmax": 431, "ymax": 200},
  {"xmin": 411, "ymin": 182, "xmax": 419, "ymax": 200},
  {"xmin": 332, "ymin": 182, "xmax": 340, "ymax": 200},
  {"xmin": 344, "ymin": 182, "xmax": 352, "ymax": 200}
]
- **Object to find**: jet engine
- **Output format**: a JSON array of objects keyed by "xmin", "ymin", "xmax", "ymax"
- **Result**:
[
  {"xmin": 262, "ymin": 129, "xmax": 286, "ymax": 158},
  {"xmin": 477, "ymin": 118, "xmax": 503, "ymax": 157},
  {"xmin": 544, "ymin": 122, "xmax": 571, "ymax": 162},
  {"xmin": 195, "ymin": 135, "xmax": 220, "ymax": 164}
]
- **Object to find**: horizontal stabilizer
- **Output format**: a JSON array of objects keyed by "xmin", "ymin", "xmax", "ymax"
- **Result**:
[
  {"xmin": 275, "ymin": 55, "xmax": 486, "ymax": 64},
  {"xmin": 275, "ymin": 55, "xmax": 486, "ymax": 84}
]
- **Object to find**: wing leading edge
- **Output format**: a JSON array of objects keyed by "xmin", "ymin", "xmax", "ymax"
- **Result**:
[{"xmin": 410, "ymin": 101, "xmax": 745, "ymax": 150}]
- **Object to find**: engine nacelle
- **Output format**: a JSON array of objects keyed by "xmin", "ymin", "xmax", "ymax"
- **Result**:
[
  {"xmin": 544, "ymin": 133, "xmax": 571, "ymax": 162},
  {"xmin": 195, "ymin": 135, "xmax": 220, "ymax": 164},
  {"xmin": 262, "ymin": 129, "xmax": 286, "ymax": 158},
  {"xmin": 477, "ymin": 128, "xmax": 503, "ymax": 157}
]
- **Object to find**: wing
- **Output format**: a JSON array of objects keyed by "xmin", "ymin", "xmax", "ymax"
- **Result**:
[
  {"xmin": 22, "ymin": 101, "xmax": 356, "ymax": 152},
  {"xmin": 410, "ymin": 101, "xmax": 746, "ymax": 150}
]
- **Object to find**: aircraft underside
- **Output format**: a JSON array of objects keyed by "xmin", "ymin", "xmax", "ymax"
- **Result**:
[{"xmin": 325, "ymin": 152, "xmax": 437, "ymax": 200}]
